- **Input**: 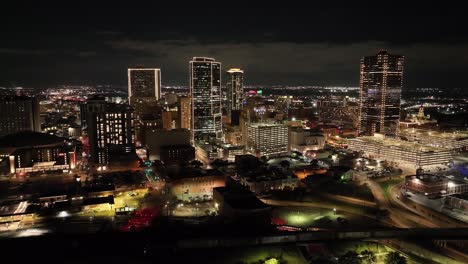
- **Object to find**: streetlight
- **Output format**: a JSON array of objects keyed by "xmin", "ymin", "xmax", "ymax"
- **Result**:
[{"xmin": 333, "ymin": 208, "xmax": 336, "ymax": 215}]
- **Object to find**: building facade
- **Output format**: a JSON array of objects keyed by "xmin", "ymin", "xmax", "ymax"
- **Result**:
[
  {"xmin": 178, "ymin": 96, "xmax": 191, "ymax": 129},
  {"xmin": 405, "ymin": 174, "xmax": 468, "ymax": 196},
  {"xmin": 347, "ymin": 136, "xmax": 453, "ymax": 168},
  {"xmin": 0, "ymin": 96, "xmax": 40, "ymax": 137},
  {"xmin": 160, "ymin": 145, "xmax": 195, "ymax": 164},
  {"xmin": 399, "ymin": 128, "xmax": 468, "ymax": 150},
  {"xmin": 161, "ymin": 110, "xmax": 173, "ymax": 130},
  {"xmin": 144, "ymin": 129, "xmax": 191, "ymax": 161},
  {"xmin": 83, "ymin": 98, "xmax": 135, "ymax": 165},
  {"xmin": 246, "ymin": 123, "xmax": 288, "ymax": 157},
  {"xmin": 190, "ymin": 57, "xmax": 222, "ymax": 141},
  {"xmin": 358, "ymin": 51, "xmax": 404, "ymax": 137},
  {"xmin": 0, "ymin": 131, "xmax": 76, "ymax": 174},
  {"xmin": 289, "ymin": 127, "xmax": 325, "ymax": 153},
  {"xmin": 226, "ymin": 68, "xmax": 244, "ymax": 115},
  {"xmin": 128, "ymin": 68, "xmax": 161, "ymax": 122}
]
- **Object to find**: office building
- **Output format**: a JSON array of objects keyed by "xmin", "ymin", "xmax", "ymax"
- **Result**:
[
  {"xmin": 226, "ymin": 68, "xmax": 244, "ymax": 115},
  {"xmin": 289, "ymin": 127, "xmax": 325, "ymax": 153},
  {"xmin": 128, "ymin": 68, "xmax": 161, "ymax": 119},
  {"xmin": 0, "ymin": 95, "xmax": 40, "ymax": 137},
  {"xmin": 162, "ymin": 110, "xmax": 173, "ymax": 130},
  {"xmin": 190, "ymin": 57, "xmax": 222, "ymax": 141},
  {"xmin": 83, "ymin": 98, "xmax": 135, "ymax": 165},
  {"xmin": 358, "ymin": 50, "xmax": 404, "ymax": 136},
  {"xmin": 144, "ymin": 129, "xmax": 191, "ymax": 161},
  {"xmin": 178, "ymin": 96, "xmax": 191, "ymax": 130},
  {"xmin": 246, "ymin": 123, "xmax": 288, "ymax": 157},
  {"xmin": 160, "ymin": 145, "xmax": 195, "ymax": 164}
]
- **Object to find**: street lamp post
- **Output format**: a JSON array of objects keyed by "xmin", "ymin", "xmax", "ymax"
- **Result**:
[{"xmin": 333, "ymin": 208, "xmax": 337, "ymax": 215}]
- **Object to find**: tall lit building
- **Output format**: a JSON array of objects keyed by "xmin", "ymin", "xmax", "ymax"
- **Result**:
[
  {"xmin": 0, "ymin": 95, "xmax": 40, "ymax": 137},
  {"xmin": 226, "ymin": 68, "xmax": 244, "ymax": 115},
  {"xmin": 358, "ymin": 50, "xmax": 404, "ymax": 136},
  {"xmin": 246, "ymin": 123, "xmax": 288, "ymax": 157},
  {"xmin": 83, "ymin": 97, "xmax": 135, "ymax": 165},
  {"xmin": 178, "ymin": 96, "xmax": 191, "ymax": 129},
  {"xmin": 189, "ymin": 57, "xmax": 222, "ymax": 140},
  {"xmin": 127, "ymin": 68, "xmax": 161, "ymax": 119}
]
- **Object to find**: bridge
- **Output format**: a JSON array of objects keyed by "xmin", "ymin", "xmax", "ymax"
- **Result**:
[{"xmin": 177, "ymin": 228, "xmax": 468, "ymax": 248}]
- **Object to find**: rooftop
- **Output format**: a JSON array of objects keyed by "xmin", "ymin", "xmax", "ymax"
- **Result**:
[
  {"xmin": 401, "ymin": 128, "xmax": 468, "ymax": 141},
  {"xmin": 247, "ymin": 122, "xmax": 286, "ymax": 128},
  {"xmin": 449, "ymin": 193, "xmax": 468, "ymax": 200},
  {"xmin": 0, "ymin": 131, "xmax": 66, "ymax": 148},
  {"xmin": 349, "ymin": 136, "xmax": 448, "ymax": 152},
  {"xmin": 214, "ymin": 186, "xmax": 270, "ymax": 210}
]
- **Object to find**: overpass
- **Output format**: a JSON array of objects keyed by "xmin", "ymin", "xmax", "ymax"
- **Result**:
[{"xmin": 177, "ymin": 228, "xmax": 468, "ymax": 248}]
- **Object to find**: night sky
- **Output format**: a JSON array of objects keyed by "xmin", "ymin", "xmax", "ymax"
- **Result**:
[{"xmin": 1, "ymin": 5, "xmax": 467, "ymax": 88}]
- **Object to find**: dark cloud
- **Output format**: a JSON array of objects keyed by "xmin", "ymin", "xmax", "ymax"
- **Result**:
[{"xmin": 0, "ymin": 5, "xmax": 467, "ymax": 88}]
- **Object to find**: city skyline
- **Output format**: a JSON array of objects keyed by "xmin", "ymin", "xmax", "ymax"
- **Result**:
[
  {"xmin": 1, "ymin": 6, "xmax": 467, "ymax": 88},
  {"xmin": 1, "ymin": 5, "xmax": 468, "ymax": 264}
]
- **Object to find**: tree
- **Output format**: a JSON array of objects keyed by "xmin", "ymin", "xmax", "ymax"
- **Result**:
[
  {"xmin": 385, "ymin": 252, "xmax": 407, "ymax": 264},
  {"xmin": 310, "ymin": 159, "xmax": 319, "ymax": 167},
  {"xmin": 211, "ymin": 158, "xmax": 227, "ymax": 168},
  {"xmin": 190, "ymin": 160, "xmax": 203, "ymax": 168},
  {"xmin": 360, "ymin": 250, "xmax": 376, "ymax": 264},
  {"xmin": 280, "ymin": 160, "xmax": 290, "ymax": 169},
  {"xmin": 338, "ymin": 251, "xmax": 361, "ymax": 264}
]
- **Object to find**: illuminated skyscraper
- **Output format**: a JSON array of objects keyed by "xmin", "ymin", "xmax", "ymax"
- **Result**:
[
  {"xmin": 127, "ymin": 68, "xmax": 161, "ymax": 119},
  {"xmin": 189, "ymin": 57, "xmax": 222, "ymax": 140},
  {"xmin": 83, "ymin": 97, "xmax": 135, "ymax": 165},
  {"xmin": 226, "ymin": 68, "xmax": 244, "ymax": 115},
  {"xmin": 358, "ymin": 50, "xmax": 404, "ymax": 137}
]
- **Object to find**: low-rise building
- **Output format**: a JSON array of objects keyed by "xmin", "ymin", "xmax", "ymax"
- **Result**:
[
  {"xmin": 445, "ymin": 193, "xmax": 468, "ymax": 212},
  {"xmin": 399, "ymin": 128, "xmax": 468, "ymax": 150},
  {"xmin": 168, "ymin": 169, "xmax": 226, "ymax": 201},
  {"xmin": 289, "ymin": 127, "xmax": 325, "ymax": 153},
  {"xmin": 405, "ymin": 173, "xmax": 468, "ymax": 196},
  {"xmin": 213, "ymin": 185, "xmax": 271, "ymax": 225},
  {"xmin": 0, "ymin": 131, "xmax": 77, "ymax": 174},
  {"xmin": 238, "ymin": 166, "xmax": 298, "ymax": 194},
  {"xmin": 347, "ymin": 135, "xmax": 453, "ymax": 168}
]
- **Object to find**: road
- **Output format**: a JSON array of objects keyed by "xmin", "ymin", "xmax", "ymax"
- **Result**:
[
  {"xmin": 362, "ymin": 176, "xmax": 439, "ymax": 228},
  {"xmin": 261, "ymin": 199, "xmax": 394, "ymax": 227}
]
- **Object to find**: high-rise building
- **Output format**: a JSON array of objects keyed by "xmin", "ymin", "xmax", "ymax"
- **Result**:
[
  {"xmin": 358, "ymin": 50, "xmax": 404, "ymax": 136},
  {"xmin": 128, "ymin": 68, "xmax": 161, "ymax": 119},
  {"xmin": 246, "ymin": 123, "xmax": 288, "ymax": 157},
  {"xmin": 190, "ymin": 57, "xmax": 222, "ymax": 141},
  {"xmin": 0, "ymin": 95, "xmax": 40, "ymax": 137},
  {"xmin": 178, "ymin": 96, "xmax": 191, "ymax": 129},
  {"xmin": 83, "ymin": 97, "xmax": 135, "ymax": 165},
  {"xmin": 226, "ymin": 68, "xmax": 244, "ymax": 116}
]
